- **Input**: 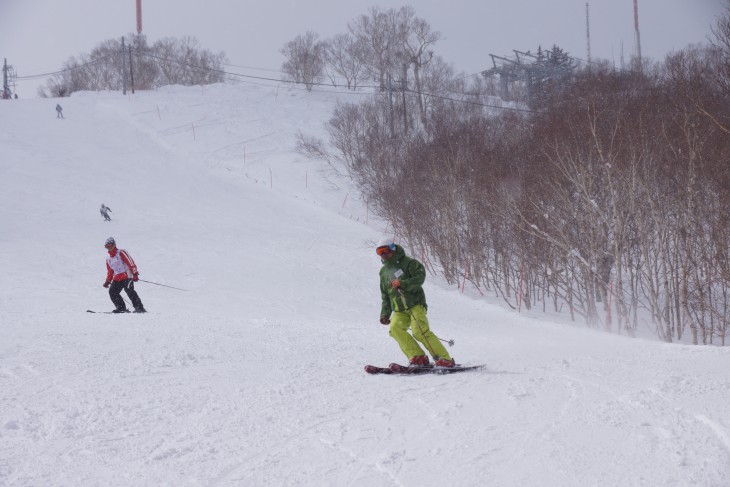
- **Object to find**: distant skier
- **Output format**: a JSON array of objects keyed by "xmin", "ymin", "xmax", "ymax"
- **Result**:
[
  {"xmin": 100, "ymin": 204, "xmax": 112, "ymax": 221},
  {"xmin": 376, "ymin": 238, "xmax": 454, "ymax": 367},
  {"xmin": 56, "ymin": 104, "xmax": 64, "ymax": 118},
  {"xmin": 102, "ymin": 237, "xmax": 146, "ymax": 313}
]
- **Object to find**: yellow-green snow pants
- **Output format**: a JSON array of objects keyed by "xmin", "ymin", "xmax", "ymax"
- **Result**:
[{"xmin": 388, "ymin": 305, "xmax": 452, "ymax": 361}]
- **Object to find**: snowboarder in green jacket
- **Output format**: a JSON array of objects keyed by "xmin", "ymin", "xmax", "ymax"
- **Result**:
[{"xmin": 376, "ymin": 238, "xmax": 455, "ymax": 367}]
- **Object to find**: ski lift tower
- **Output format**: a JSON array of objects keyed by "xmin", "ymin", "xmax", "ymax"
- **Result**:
[
  {"xmin": 482, "ymin": 49, "xmax": 576, "ymax": 106},
  {"xmin": 482, "ymin": 54, "xmax": 524, "ymax": 101}
]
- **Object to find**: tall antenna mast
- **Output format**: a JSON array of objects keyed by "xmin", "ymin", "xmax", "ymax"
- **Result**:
[
  {"xmin": 136, "ymin": 0, "xmax": 143, "ymax": 34},
  {"xmin": 585, "ymin": 3, "xmax": 592, "ymax": 64},
  {"xmin": 633, "ymin": 0, "xmax": 642, "ymax": 64}
]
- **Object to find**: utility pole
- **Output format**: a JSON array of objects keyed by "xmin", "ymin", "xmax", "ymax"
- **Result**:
[
  {"xmin": 121, "ymin": 37, "xmax": 127, "ymax": 95},
  {"xmin": 2, "ymin": 58, "xmax": 8, "ymax": 99},
  {"xmin": 128, "ymin": 45, "xmax": 135, "ymax": 94}
]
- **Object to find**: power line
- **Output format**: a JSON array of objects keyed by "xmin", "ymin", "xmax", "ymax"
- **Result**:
[
  {"xmin": 138, "ymin": 51, "xmax": 376, "ymax": 94},
  {"xmin": 138, "ymin": 51, "xmax": 532, "ymax": 112},
  {"xmin": 414, "ymin": 89, "xmax": 533, "ymax": 113},
  {"xmin": 11, "ymin": 48, "xmax": 532, "ymax": 113},
  {"xmin": 221, "ymin": 62, "xmax": 283, "ymax": 74},
  {"xmin": 15, "ymin": 54, "xmax": 115, "ymax": 80}
]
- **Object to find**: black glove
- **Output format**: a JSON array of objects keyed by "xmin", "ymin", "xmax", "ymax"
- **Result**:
[{"xmin": 380, "ymin": 315, "xmax": 390, "ymax": 325}]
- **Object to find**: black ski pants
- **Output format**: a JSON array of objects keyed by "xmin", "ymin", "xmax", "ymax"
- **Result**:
[{"xmin": 109, "ymin": 279, "xmax": 144, "ymax": 311}]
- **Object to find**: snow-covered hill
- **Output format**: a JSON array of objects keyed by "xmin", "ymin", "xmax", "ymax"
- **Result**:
[{"xmin": 1, "ymin": 83, "xmax": 729, "ymax": 486}]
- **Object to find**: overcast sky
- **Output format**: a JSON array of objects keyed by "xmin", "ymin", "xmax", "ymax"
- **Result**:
[{"xmin": 1, "ymin": 0, "xmax": 726, "ymax": 97}]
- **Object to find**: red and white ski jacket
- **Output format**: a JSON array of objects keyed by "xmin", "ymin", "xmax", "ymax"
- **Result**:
[{"xmin": 105, "ymin": 248, "xmax": 138, "ymax": 283}]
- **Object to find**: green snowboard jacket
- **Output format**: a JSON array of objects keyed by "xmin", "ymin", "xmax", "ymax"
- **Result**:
[{"xmin": 379, "ymin": 245, "xmax": 428, "ymax": 316}]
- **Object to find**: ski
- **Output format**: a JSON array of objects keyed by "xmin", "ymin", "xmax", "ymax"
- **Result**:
[
  {"xmin": 365, "ymin": 363, "xmax": 485, "ymax": 375},
  {"xmin": 86, "ymin": 310, "xmax": 130, "ymax": 314},
  {"xmin": 388, "ymin": 362, "xmax": 485, "ymax": 375},
  {"xmin": 364, "ymin": 365, "xmax": 394, "ymax": 375}
]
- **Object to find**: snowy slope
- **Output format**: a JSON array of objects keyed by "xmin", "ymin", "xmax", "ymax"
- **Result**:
[{"xmin": 1, "ymin": 84, "xmax": 729, "ymax": 487}]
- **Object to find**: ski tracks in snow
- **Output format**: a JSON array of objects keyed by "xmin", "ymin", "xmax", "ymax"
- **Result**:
[
  {"xmin": 695, "ymin": 415, "xmax": 730, "ymax": 460},
  {"xmin": 509, "ymin": 352, "xmax": 730, "ymax": 486}
]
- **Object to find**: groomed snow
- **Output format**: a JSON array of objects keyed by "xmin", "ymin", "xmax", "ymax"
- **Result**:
[{"xmin": 1, "ymin": 83, "xmax": 729, "ymax": 486}]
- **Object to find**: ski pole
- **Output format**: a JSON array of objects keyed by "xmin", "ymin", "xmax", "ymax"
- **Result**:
[{"xmin": 138, "ymin": 279, "xmax": 188, "ymax": 291}]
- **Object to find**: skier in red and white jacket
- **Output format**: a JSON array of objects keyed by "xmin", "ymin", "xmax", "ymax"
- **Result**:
[{"xmin": 103, "ymin": 237, "xmax": 146, "ymax": 313}]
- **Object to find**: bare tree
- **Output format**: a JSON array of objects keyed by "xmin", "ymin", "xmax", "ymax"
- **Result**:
[
  {"xmin": 40, "ymin": 34, "xmax": 225, "ymax": 97},
  {"xmin": 323, "ymin": 33, "xmax": 365, "ymax": 89},
  {"xmin": 711, "ymin": 0, "xmax": 730, "ymax": 107},
  {"xmin": 396, "ymin": 6, "xmax": 441, "ymax": 125},
  {"xmin": 348, "ymin": 7, "xmax": 402, "ymax": 90},
  {"xmin": 280, "ymin": 31, "xmax": 326, "ymax": 91},
  {"xmin": 152, "ymin": 36, "xmax": 226, "ymax": 86}
]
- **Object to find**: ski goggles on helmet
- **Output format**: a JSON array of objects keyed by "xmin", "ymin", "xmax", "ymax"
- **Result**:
[{"xmin": 376, "ymin": 245, "xmax": 395, "ymax": 256}]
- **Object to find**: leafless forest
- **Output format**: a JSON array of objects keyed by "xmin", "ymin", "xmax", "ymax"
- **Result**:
[
  {"xmin": 39, "ymin": 35, "xmax": 226, "ymax": 97},
  {"xmin": 296, "ymin": 6, "xmax": 730, "ymax": 345}
]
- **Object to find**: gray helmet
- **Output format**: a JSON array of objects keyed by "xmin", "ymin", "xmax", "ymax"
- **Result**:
[{"xmin": 105, "ymin": 237, "xmax": 116, "ymax": 246}]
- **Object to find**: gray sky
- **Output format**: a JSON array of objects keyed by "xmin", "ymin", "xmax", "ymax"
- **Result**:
[{"xmin": 0, "ymin": 0, "xmax": 726, "ymax": 97}]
